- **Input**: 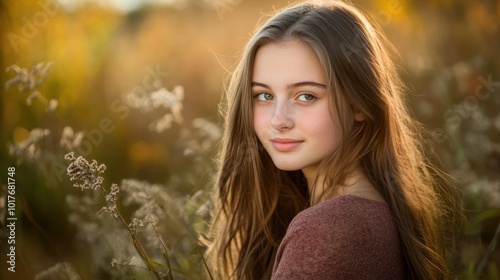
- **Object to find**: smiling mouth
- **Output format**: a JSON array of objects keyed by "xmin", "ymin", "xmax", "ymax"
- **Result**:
[{"xmin": 271, "ymin": 138, "xmax": 304, "ymax": 152}]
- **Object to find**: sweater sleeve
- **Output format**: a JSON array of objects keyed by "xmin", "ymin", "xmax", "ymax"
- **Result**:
[{"xmin": 271, "ymin": 196, "xmax": 405, "ymax": 280}]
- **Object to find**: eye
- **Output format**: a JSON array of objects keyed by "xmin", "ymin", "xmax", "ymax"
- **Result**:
[
  {"xmin": 255, "ymin": 92, "xmax": 274, "ymax": 101},
  {"xmin": 297, "ymin": 93, "xmax": 316, "ymax": 102}
]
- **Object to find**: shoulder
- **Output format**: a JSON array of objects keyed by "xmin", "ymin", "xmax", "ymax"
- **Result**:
[
  {"xmin": 289, "ymin": 194, "xmax": 393, "ymax": 233},
  {"xmin": 283, "ymin": 195, "xmax": 397, "ymax": 251},
  {"xmin": 272, "ymin": 195, "xmax": 405, "ymax": 279}
]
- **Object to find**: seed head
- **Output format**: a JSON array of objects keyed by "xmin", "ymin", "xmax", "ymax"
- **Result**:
[{"xmin": 65, "ymin": 152, "xmax": 106, "ymax": 191}]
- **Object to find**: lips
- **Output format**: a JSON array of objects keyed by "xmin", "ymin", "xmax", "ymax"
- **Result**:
[{"xmin": 271, "ymin": 138, "xmax": 304, "ymax": 152}]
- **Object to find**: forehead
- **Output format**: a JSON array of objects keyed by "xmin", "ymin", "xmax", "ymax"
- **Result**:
[{"xmin": 252, "ymin": 39, "xmax": 326, "ymax": 85}]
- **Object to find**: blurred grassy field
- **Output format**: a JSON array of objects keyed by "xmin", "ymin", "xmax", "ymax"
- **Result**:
[{"xmin": 1, "ymin": 0, "xmax": 500, "ymax": 279}]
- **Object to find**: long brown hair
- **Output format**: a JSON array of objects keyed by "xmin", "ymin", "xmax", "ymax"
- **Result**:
[{"xmin": 205, "ymin": 1, "xmax": 461, "ymax": 279}]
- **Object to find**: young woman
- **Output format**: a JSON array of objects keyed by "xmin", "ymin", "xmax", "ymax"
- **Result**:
[{"xmin": 205, "ymin": 1, "xmax": 461, "ymax": 279}]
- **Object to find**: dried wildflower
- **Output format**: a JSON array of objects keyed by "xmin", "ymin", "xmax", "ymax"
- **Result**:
[
  {"xmin": 146, "ymin": 213, "xmax": 156, "ymax": 225},
  {"xmin": 106, "ymin": 184, "xmax": 120, "ymax": 204},
  {"xmin": 466, "ymin": 179, "xmax": 500, "ymax": 208},
  {"xmin": 97, "ymin": 205, "xmax": 118, "ymax": 219},
  {"xmin": 120, "ymin": 179, "xmax": 159, "ymax": 205},
  {"xmin": 110, "ymin": 258, "xmax": 131, "ymax": 268},
  {"xmin": 60, "ymin": 126, "xmax": 85, "ymax": 150},
  {"xmin": 129, "ymin": 218, "xmax": 144, "ymax": 234},
  {"xmin": 111, "ymin": 257, "xmax": 149, "ymax": 271},
  {"xmin": 134, "ymin": 201, "xmax": 164, "ymax": 223},
  {"xmin": 26, "ymin": 90, "xmax": 41, "ymax": 105},
  {"xmin": 6, "ymin": 62, "xmax": 52, "ymax": 90},
  {"xmin": 123, "ymin": 256, "xmax": 138, "ymax": 266},
  {"xmin": 168, "ymin": 85, "xmax": 184, "ymax": 123},
  {"xmin": 125, "ymin": 86, "xmax": 183, "ymax": 112},
  {"xmin": 149, "ymin": 113, "xmax": 174, "ymax": 133},
  {"xmin": 123, "ymin": 86, "xmax": 184, "ymax": 133},
  {"xmin": 6, "ymin": 62, "xmax": 53, "ymax": 105},
  {"xmin": 182, "ymin": 118, "xmax": 222, "ymax": 159},
  {"xmin": 192, "ymin": 118, "xmax": 221, "ymax": 143},
  {"xmin": 65, "ymin": 152, "xmax": 106, "ymax": 191},
  {"xmin": 46, "ymin": 99, "xmax": 59, "ymax": 112},
  {"xmin": 9, "ymin": 128, "xmax": 50, "ymax": 163}
]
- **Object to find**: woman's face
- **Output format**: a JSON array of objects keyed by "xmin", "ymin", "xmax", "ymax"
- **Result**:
[{"xmin": 252, "ymin": 39, "xmax": 340, "ymax": 177}]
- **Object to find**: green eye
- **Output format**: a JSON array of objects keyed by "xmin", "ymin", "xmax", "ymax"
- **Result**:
[
  {"xmin": 256, "ymin": 92, "xmax": 273, "ymax": 101},
  {"xmin": 298, "ymin": 93, "xmax": 316, "ymax": 102}
]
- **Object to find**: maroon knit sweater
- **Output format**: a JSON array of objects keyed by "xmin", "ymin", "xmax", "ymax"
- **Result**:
[{"xmin": 272, "ymin": 194, "xmax": 405, "ymax": 279}]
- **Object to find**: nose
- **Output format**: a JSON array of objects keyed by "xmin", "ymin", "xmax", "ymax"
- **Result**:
[{"xmin": 271, "ymin": 100, "xmax": 294, "ymax": 131}]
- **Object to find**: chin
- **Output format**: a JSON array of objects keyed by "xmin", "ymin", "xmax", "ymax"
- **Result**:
[
  {"xmin": 271, "ymin": 160, "xmax": 303, "ymax": 171},
  {"xmin": 277, "ymin": 166, "xmax": 301, "ymax": 171}
]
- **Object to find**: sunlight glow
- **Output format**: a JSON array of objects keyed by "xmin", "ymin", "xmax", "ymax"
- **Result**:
[{"xmin": 56, "ymin": 0, "xmax": 177, "ymax": 12}]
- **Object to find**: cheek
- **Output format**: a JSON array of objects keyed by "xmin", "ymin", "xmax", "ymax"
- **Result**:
[
  {"xmin": 305, "ymin": 111, "xmax": 339, "ymax": 146},
  {"xmin": 253, "ymin": 107, "xmax": 267, "ymax": 137}
]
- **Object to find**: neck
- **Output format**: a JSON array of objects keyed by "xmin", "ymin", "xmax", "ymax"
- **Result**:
[{"xmin": 302, "ymin": 166, "xmax": 385, "ymax": 204}]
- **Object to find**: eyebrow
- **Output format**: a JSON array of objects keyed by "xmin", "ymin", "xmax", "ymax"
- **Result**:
[{"xmin": 251, "ymin": 81, "xmax": 327, "ymax": 89}]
